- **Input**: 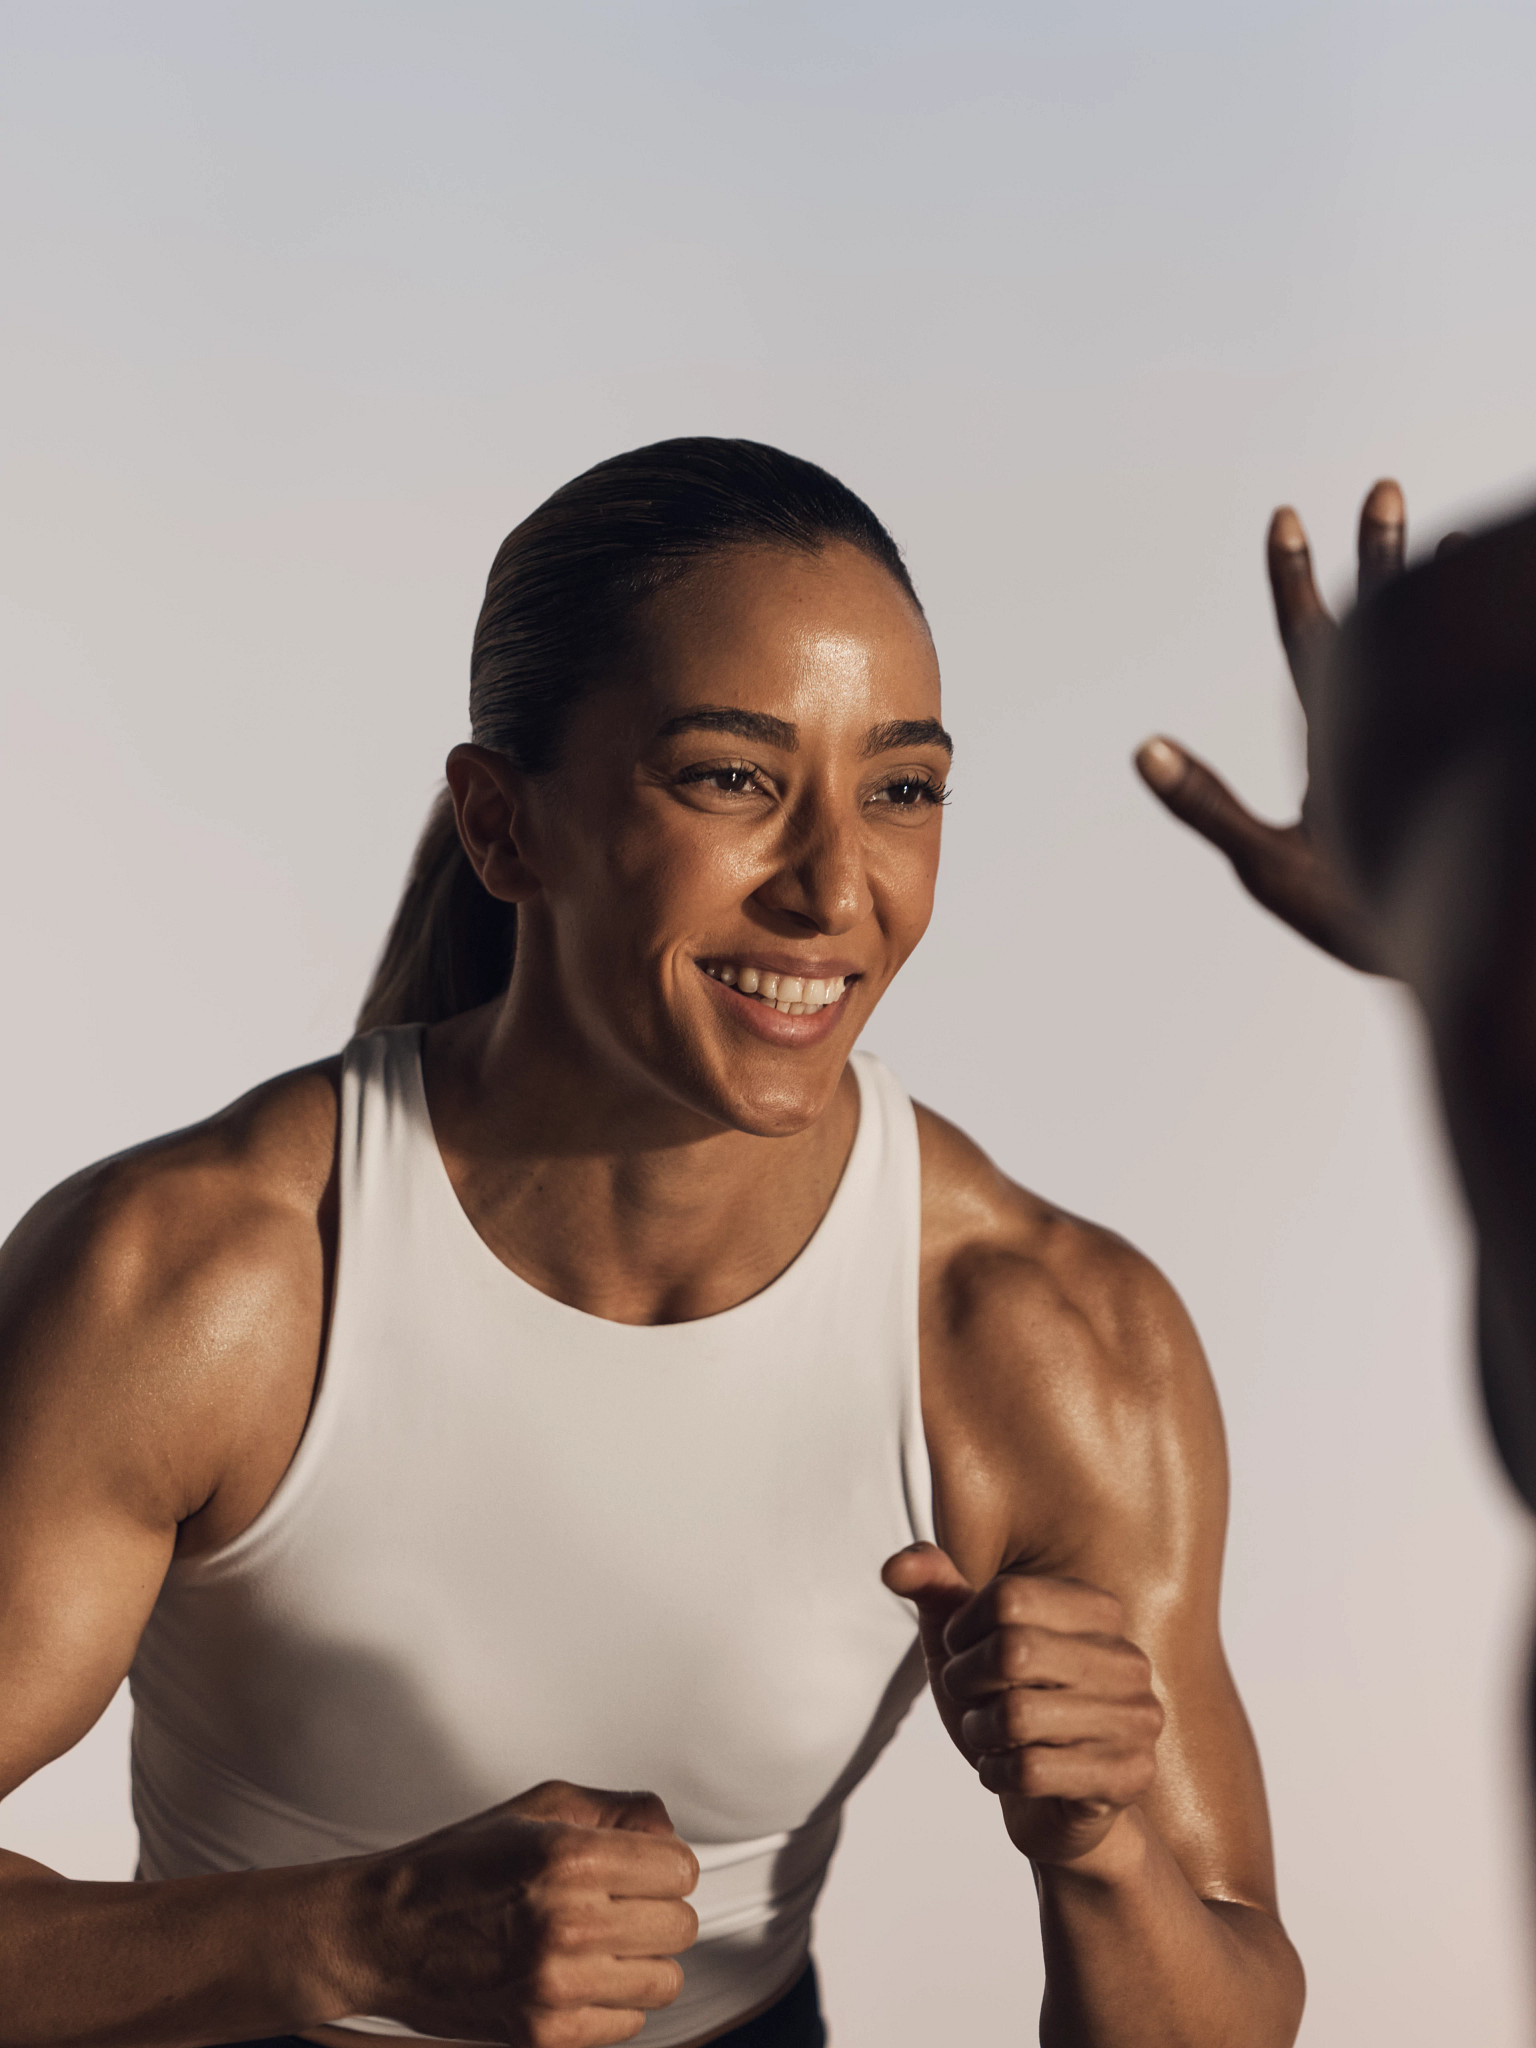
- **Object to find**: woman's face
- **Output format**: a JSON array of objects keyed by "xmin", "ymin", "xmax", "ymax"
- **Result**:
[{"xmin": 477, "ymin": 540, "xmax": 948, "ymax": 1139}]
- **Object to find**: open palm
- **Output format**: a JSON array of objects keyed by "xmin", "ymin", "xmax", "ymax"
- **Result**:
[{"xmin": 1135, "ymin": 481, "xmax": 1415, "ymax": 974}]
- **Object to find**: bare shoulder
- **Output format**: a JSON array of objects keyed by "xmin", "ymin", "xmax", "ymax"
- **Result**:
[
  {"xmin": 0, "ymin": 1059, "xmax": 343, "ymax": 1544},
  {"xmin": 913, "ymin": 1101, "xmax": 1226, "ymax": 1587}
]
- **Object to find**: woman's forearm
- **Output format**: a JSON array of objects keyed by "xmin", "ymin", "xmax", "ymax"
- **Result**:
[
  {"xmin": 0, "ymin": 1847, "xmax": 362, "ymax": 2048},
  {"xmin": 1034, "ymin": 1810, "xmax": 1304, "ymax": 2048}
]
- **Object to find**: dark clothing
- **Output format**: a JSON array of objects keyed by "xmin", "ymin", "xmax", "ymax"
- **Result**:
[{"xmin": 224, "ymin": 1958, "xmax": 826, "ymax": 2048}]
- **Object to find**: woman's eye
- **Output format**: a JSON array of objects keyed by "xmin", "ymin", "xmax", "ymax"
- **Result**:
[
  {"xmin": 871, "ymin": 776, "xmax": 946, "ymax": 809},
  {"xmin": 677, "ymin": 763, "xmax": 764, "ymax": 797}
]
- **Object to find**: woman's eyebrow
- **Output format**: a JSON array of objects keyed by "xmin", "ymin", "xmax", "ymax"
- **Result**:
[
  {"xmin": 655, "ymin": 706, "xmax": 799, "ymax": 749},
  {"xmin": 862, "ymin": 717, "xmax": 953, "ymax": 758},
  {"xmin": 654, "ymin": 707, "xmax": 953, "ymax": 757}
]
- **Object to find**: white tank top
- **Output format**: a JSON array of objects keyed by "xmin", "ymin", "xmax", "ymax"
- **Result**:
[{"xmin": 129, "ymin": 1027, "xmax": 934, "ymax": 2044}]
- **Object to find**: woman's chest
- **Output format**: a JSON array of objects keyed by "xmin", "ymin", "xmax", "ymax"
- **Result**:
[{"xmin": 143, "ymin": 1326, "xmax": 925, "ymax": 1847}]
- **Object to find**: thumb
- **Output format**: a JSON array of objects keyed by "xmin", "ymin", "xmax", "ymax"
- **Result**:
[
  {"xmin": 883, "ymin": 1542, "xmax": 974, "ymax": 1666},
  {"xmin": 518, "ymin": 1782, "xmax": 679, "ymax": 1836},
  {"xmin": 1135, "ymin": 736, "xmax": 1287, "ymax": 866}
]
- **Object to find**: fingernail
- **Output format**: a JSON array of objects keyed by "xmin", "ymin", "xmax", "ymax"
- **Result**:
[
  {"xmin": 1363, "ymin": 478, "xmax": 1404, "ymax": 525},
  {"xmin": 1135, "ymin": 737, "xmax": 1185, "ymax": 792},
  {"xmin": 1270, "ymin": 506, "xmax": 1307, "ymax": 553}
]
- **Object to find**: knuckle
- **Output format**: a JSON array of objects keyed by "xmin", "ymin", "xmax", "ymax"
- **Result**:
[
  {"xmin": 530, "ymin": 1954, "xmax": 575, "ymax": 2007},
  {"xmin": 1000, "ymin": 1627, "xmax": 1036, "ymax": 1680},
  {"xmin": 542, "ymin": 1820, "xmax": 579, "ymax": 1864},
  {"xmin": 1017, "ymin": 1748, "xmax": 1054, "ymax": 1798},
  {"xmin": 553, "ymin": 1834, "xmax": 603, "ymax": 1885},
  {"xmin": 1003, "ymin": 1690, "xmax": 1037, "ymax": 1741},
  {"xmin": 524, "ymin": 1778, "xmax": 578, "ymax": 1821},
  {"xmin": 1114, "ymin": 1753, "xmax": 1158, "ymax": 1802},
  {"xmin": 993, "ymin": 1577, "xmax": 1026, "ymax": 1624},
  {"xmin": 1105, "ymin": 1642, "xmax": 1151, "ymax": 1693},
  {"xmin": 1091, "ymin": 1588, "xmax": 1124, "ymax": 1631},
  {"xmin": 652, "ymin": 1956, "xmax": 686, "ymax": 2004},
  {"xmin": 544, "ymin": 1910, "xmax": 590, "ymax": 1956}
]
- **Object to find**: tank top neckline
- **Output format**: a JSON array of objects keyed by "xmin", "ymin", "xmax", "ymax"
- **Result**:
[{"xmin": 400, "ymin": 1024, "xmax": 875, "ymax": 1338}]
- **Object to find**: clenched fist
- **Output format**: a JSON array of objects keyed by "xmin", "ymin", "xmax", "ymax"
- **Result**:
[
  {"xmin": 884, "ymin": 1545, "xmax": 1164, "ymax": 1867},
  {"xmin": 339, "ymin": 1780, "xmax": 700, "ymax": 2048}
]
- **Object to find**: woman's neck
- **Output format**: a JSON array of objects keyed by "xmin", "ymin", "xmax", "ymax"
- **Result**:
[{"xmin": 418, "ymin": 997, "xmax": 860, "ymax": 1326}]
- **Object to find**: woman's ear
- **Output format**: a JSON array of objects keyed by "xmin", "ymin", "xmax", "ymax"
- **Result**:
[{"xmin": 445, "ymin": 744, "xmax": 542, "ymax": 904}]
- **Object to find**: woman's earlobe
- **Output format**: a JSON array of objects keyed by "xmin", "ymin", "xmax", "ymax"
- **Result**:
[
  {"xmin": 478, "ymin": 835, "xmax": 541, "ymax": 905},
  {"xmin": 445, "ymin": 743, "xmax": 542, "ymax": 904}
]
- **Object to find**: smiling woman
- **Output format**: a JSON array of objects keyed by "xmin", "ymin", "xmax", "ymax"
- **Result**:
[{"xmin": 0, "ymin": 440, "xmax": 1303, "ymax": 2048}]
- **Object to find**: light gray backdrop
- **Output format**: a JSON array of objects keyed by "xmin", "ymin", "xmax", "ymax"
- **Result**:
[{"xmin": 3, "ymin": 2, "xmax": 1534, "ymax": 2040}]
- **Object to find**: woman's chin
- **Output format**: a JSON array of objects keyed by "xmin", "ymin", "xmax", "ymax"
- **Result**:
[{"xmin": 681, "ymin": 1042, "xmax": 850, "ymax": 1141}]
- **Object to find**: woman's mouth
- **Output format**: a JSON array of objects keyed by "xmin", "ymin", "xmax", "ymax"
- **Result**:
[{"xmin": 698, "ymin": 961, "xmax": 850, "ymax": 1016}]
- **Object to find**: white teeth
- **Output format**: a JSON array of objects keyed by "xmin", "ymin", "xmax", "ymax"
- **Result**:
[{"xmin": 701, "ymin": 963, "xmax": 848, "ymax": 1015}]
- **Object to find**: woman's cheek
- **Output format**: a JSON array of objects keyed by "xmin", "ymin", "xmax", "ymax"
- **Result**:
[{"xmin": 874, "ymin": 834, "xmax": 941, "ymax": 942}]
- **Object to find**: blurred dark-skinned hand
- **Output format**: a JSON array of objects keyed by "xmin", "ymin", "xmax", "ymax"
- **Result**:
[
  {"xmin": 1138, "ymin": 475, "xmax": 1536, "ymax": 1516},
  {"xmin": 1133, "ymin": 481, "xmax": 1418, "ymax": 975}
]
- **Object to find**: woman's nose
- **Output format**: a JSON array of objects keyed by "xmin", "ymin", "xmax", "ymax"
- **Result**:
[{"xmin": 754, "ymin": 802, "xmax": 873, "ymax": 935}]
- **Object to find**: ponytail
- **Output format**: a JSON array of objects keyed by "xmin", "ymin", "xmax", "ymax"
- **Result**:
[
  {"xmin": 355, "ymin": 787, "xmax": 516, "ymax": 1030},
  {"xmin": 357, "ymin": 437, "xmax": 919, "ymax": 1034}
]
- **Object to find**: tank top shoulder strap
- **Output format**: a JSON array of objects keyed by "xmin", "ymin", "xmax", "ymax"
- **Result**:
[
  {"xmin": 844, "ymin": 1048, "xmax": 935, "ymax": 1547},
  {"xmin": 335, "ymin": 1022, "xmax": 470, "ymax": 1286}
]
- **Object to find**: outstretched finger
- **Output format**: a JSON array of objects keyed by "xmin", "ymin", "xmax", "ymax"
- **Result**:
[
  {"xmin": 1267, "ymin": 505, "xmax": 1335, "ymax": 707},
  {"xmin": 1357, "ymin": 478, "xmax": 1406, "ymax": 602},
  {"xmin": 1135, "ymin": 737, "xmax": 1287, "ymax": 869}
]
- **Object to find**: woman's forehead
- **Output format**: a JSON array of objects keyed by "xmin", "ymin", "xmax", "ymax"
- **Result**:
[{"xmin": 634, "ymin": 542, "xmax": 941, "ymax": 723}]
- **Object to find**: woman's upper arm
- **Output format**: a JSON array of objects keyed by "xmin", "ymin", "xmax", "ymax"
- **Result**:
[
  {"xmin": 1009, "ymin": 1246, "xmax": 1279, "ymax": 1913},
  {"xmin": 1054, "ymin": 1255, "xmax": 1279, "ymax": 1914},
  {"xmin": 917, "ymin": 1108, "xmax": 1281, "ymax": 1915},
  {"xmin": 0, "ymin": 1071, "xmax": 336, "ymax": 1804},
  {"xmin": 0, "ymin": 1171, "xmax": 186, "ymax": 1798}
]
